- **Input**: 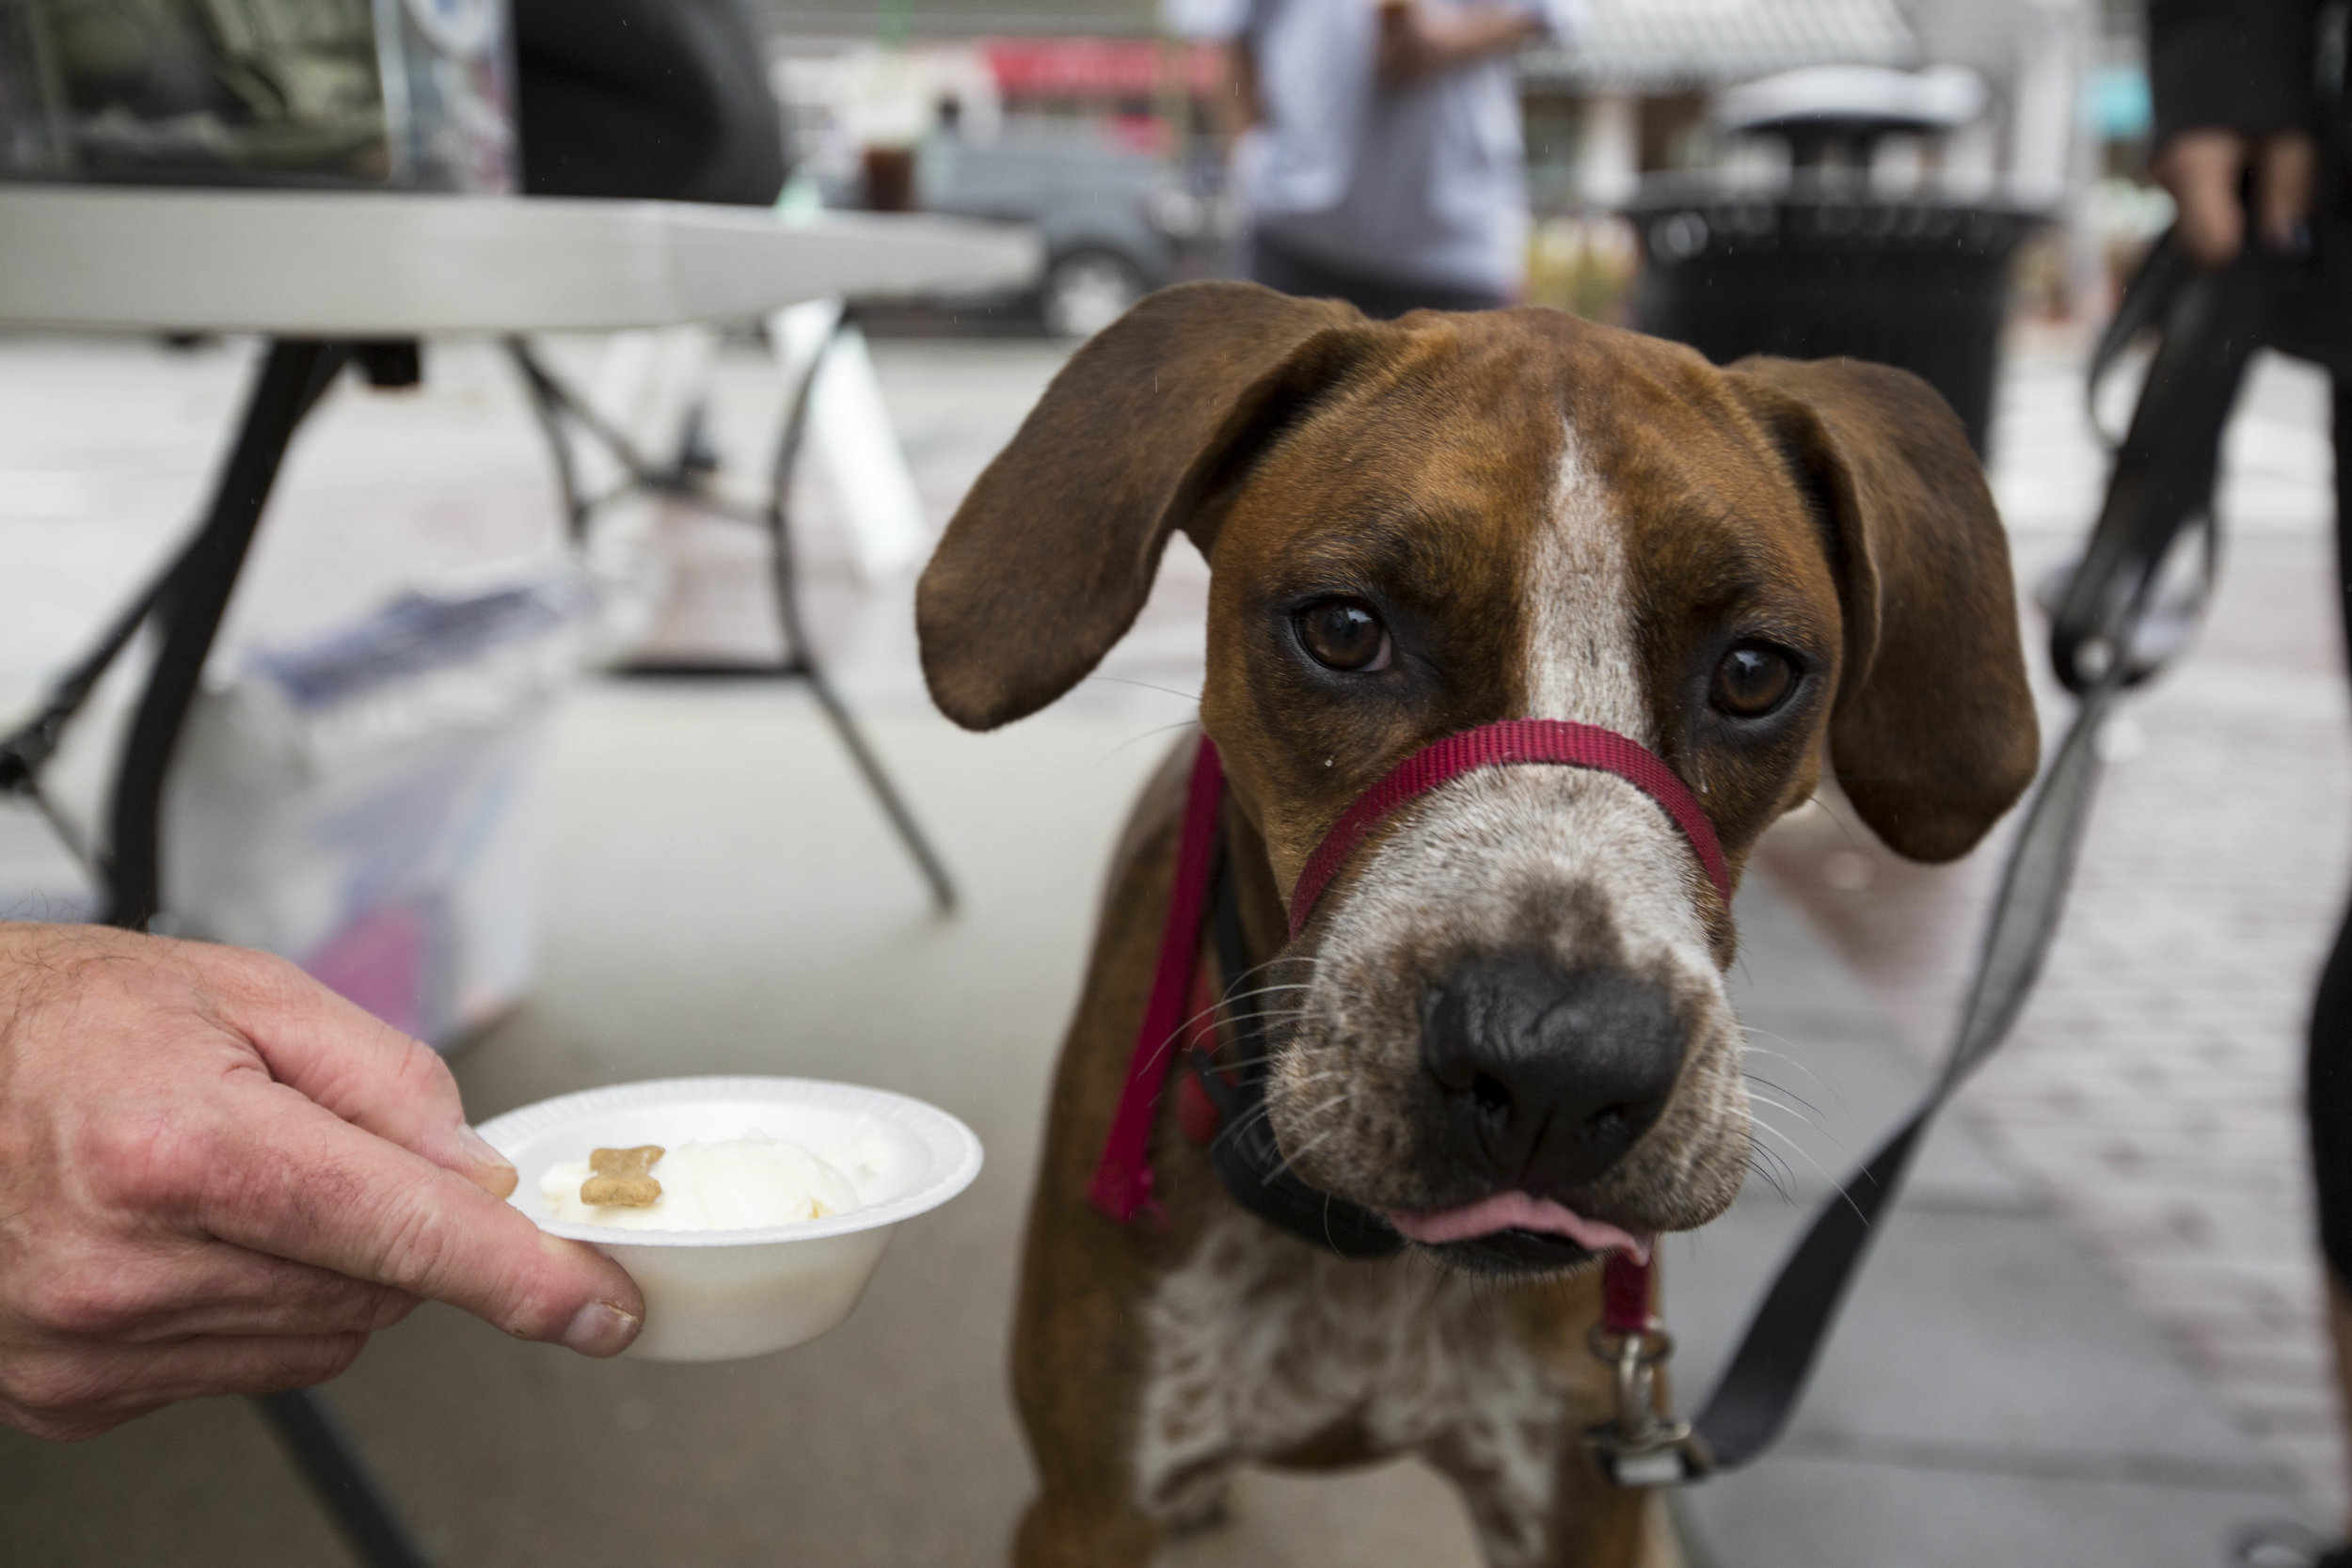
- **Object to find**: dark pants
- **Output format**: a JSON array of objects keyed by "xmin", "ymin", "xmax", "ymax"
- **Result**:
[
  {"xmin": 2308, "ymin": 381, "xmax": 2352, "ymax": 1284},
  {"xmin": 1246, "ymin": 228, "xmax": 1509, "ymax": 318}
]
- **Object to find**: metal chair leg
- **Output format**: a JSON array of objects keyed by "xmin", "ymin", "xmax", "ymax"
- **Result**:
[
  {"xmin": 763, "ymin": 310, "xmax": 957, "ymax": 911},
  {"xmin": 798, "ymin": 657, "xmax": 958, "ymax": 911},
  {"xmin": 508, "ymin": 317, "xmax": 960, "ymax": 912}
]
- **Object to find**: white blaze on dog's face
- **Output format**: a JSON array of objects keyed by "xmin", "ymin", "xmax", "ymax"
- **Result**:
[{"xmin": 917, "ymin": 287, "xmax": 2041, "ymax": 1278}]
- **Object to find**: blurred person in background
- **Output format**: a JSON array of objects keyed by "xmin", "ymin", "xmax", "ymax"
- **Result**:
[
  {"xmin": 2146, "ymin": 5, "xmax": 2351, "ymax": 1565},
  {"xmin": 1166, "ymin": 0, "xmax": 1581, "ymax": 317},
  {"xmin": 513, "ymin": 0, "xmax": 786, "ymax": 205},
  {"xmin": 511, "ymin": 0, "xmax": 786, "ymax": 469}
]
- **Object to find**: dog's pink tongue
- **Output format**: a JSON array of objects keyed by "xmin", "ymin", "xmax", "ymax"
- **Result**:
[{"xmin": 1387, "ymin": 1193, "xmax": 1654, "ymax": 1261}]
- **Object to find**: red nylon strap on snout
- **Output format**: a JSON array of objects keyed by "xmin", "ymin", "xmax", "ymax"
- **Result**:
[{"xmin": 1287, "ymin": 718, "xmax": 1732, "ymax": 940}]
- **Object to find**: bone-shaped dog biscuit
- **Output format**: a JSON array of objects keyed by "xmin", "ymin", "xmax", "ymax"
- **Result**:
[{"xmin": 581, "ymin": 1146, "xmax": 664, "ymax": 1208}]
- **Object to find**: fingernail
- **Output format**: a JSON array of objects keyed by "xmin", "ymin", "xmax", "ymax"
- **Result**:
[
  {"xmin": 457, "ymin": 1126, "xmax": 518, "ymax": 1197},
  {"xmin": 564, "ymin": 1300, "xmax": 642, "ymax": 1356},
  {"xmin": 458, "ymin": 1125, "xmax": 513, "ymax": 1170}
]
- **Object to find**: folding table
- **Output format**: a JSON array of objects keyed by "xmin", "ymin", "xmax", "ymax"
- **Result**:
[{"xmin": 0, "ymin": 182, "xmax": 1039, "ymax": 1566}]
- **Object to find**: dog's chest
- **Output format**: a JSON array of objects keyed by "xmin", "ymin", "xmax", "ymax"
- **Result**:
[{"xmin": 1133, "ymin": 1209, "xmax": 1573, "ymax": 1516}]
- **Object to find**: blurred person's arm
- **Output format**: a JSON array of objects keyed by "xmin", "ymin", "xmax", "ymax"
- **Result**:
[
  {"xmin": 1165, "ymin": 0, "xmax": 1261, "ymax": 149},
  {"xmin": 0, "ymin": 923, "xmax": 644, "ymax": 1441},
  {"xmin": 1376, "ymin": 1, "xmax": 1547, "ymax": 87},
  {"xmin": 2148, "ymin": 0, "xmax": 2320, "ymax": 266},
  {"xmin": 1216, "ymin": 40, "xmax": 1262, "ymax": 141}
]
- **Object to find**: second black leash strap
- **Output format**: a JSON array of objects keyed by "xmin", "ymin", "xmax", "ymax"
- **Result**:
[
  {"xmin": 1684, "ymin": 228, "xmax": 2284, "ymax": 1479},
  {"xmin": 1688, "ymin": 673, "xmax": 2118, "ymax": 1471}
]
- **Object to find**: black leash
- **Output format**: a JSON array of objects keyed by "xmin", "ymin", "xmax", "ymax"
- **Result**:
[{"xmin": 1185, "ymin": 229, "xmax": 2289, "ymax": 1483}]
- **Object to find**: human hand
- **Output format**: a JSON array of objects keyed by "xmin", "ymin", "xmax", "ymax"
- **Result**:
[
  {"xmin": 0, "ymin": 923, "xmax": 644, "ymax": 1440},
  {"xmin": 2152, "ymin": 127, "xmax": 2316, "ymax": 269},
  {"xmin": 1376, "ymin": 0, "xmax": 1542, "ymax": 87}
]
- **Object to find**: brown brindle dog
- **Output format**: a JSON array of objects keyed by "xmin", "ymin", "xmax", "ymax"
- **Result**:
[{"xmin": 916, "ymin": 282, "xmax": 2039, "ymax": 1568}]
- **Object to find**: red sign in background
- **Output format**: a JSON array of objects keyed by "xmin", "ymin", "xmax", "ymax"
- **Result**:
[{"xmin": 979, "ymin": 38, "xmax": 1224, "ymax": 99}]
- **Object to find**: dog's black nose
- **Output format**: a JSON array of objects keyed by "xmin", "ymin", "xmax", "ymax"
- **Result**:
[{"xmin": 1422, "ymin": 956, "xmax": 1686, "ymax": 1192}]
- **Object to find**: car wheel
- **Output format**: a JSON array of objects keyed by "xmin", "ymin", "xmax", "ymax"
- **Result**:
[{"xmin": 1041, "ymin": 250, "xmax": 1147, "ymax": 339}]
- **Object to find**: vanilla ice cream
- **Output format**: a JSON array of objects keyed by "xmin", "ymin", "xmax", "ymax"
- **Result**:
[{"xmin": 539, "ymin": 1132, "xmax": 863, "ymax": 1230}]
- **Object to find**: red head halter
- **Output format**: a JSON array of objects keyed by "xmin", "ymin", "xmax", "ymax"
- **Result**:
[
  {"xmin": 1088, "ymin": 719, "xmax": 1730, "ymax": 1225},
  {"xmin": 1285, "ymin": 718, "xmax": 1732, "ymax": 939}
]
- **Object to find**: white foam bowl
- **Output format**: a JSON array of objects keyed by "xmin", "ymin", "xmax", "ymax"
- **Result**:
[{"xmin": 476, "ymin": 1076, "xmax": 982, "ymax": 1362}]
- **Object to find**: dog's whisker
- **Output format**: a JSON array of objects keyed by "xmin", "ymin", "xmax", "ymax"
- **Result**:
[
  {"xmin": 1082, "ymin": 673, "xmax": 1203, "ymax": 705},
  {"xmin": 1199, "ymin": 984, "xmax": 1316, "ymax": 1023},
  {"xmin": 1202, "ymin": 1045, "xmax": 1304, "ymax": 1075},
  {"xmin": 1743, "ymin": 1144, "xmax": 1805, "ymax": 1211},
  {"xmin": 1093, "ymin": 720, "xmax": 1212, "ymax": 768},
  {"xmin": 1738, "ymin": 1044, "xmax": 1839, "ymax": 1102},
  {"xmin": 1263, "ymin": 1093, "xmax": 1354, "ymax": 1184},
  {"xmin": 1740, "ymin": 1074, "xmax": 1827, "ymax": 1122},
  {"xmin": 1215, "ymin": 1072, "xmax": 1349, "ymax": 1163},
  {"xmin": 1743, "ymin": 1137, "xmax": 1789, "ymax": 1188},
  {"xmin": 1219, "ymin": 959, "xmax": 1320, "ymax": 1000},
  {"xmin": 1744, "ymin": 1092, "xmax": 1846, "ymax": 1151},
  {"xmin": 1742, "ymin": 1116, "xmax": 1868, "ymax": 1224},
  {"xmin": 1745, "ymin": 1148, "xmax": 1796, "ymax": 1204},
  {"xmin": 1140, "ymin": 986, "xmax": 1320, "ymax": 1071}
]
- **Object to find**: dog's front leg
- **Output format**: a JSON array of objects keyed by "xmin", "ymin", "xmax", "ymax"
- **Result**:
[
  {"xmin": 1006, "ymin": 747, "xmax": 1219, "ymax": 1568},
  {"xmin": 1413, "ymin": 1277, "xmax": 1682, "ymax": 1568},
  {"xmin": 1011, "ymin": 1486, "xmax": 1160, "ymax": 1568},
  {"xmin": 1008, "ymin": 1187, "xmax": 1174, "ymax": 1568},
  {"xmin": 1422, "ymin": 1433, "xmax": 1674, "ymax": 1568}
]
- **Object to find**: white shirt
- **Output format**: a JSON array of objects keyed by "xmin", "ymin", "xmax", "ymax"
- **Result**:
[{"xmin": 1167, "ymin": 0, "xmax": 1581, "ymax": 293}]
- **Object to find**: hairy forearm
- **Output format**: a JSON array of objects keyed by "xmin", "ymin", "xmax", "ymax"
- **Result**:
[
  {"xmin": 1379, "ymin": 1, "xmax": 1543, "ymax": 86},
  {"xmin": 1214, "ymin": 40, "xmax": 1260, "ymax": 141},
  {"xmin": 1418, "ymin": 3, "xmax": 1544, "ymax": 62}
]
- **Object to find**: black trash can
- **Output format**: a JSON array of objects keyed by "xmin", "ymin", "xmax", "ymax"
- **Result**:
[{"xmin": 1627, "ymin": 184, "xmax": 2039, "ymax": 456}]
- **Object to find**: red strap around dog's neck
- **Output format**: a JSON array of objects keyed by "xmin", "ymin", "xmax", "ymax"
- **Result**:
[
  {"xmin": 1087, "ymin": 721, "xmax": 1730, "ymax": 1225},
  {"xmin": 1087, "ymin": 736, "xmax": 1227, "ymax": 1222}
]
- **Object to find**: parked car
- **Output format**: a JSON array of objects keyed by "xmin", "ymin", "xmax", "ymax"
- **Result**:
[{"xmin": 912, "ymin": 127, "xmax": 1223, "ymax": 337}]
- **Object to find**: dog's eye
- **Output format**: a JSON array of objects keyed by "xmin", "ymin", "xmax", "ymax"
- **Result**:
[
  {"xmin": 1296, "ymin": 599, "xmax": 1391, "ymax": 673},
  {"xmin": 1711, "ymin": 643, "xmax": 1797, "ymax": 717}
]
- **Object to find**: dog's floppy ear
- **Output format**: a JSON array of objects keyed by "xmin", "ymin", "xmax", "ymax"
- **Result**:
[
  {"xmin": 918, "ymin": 281, "xmax": 1363, "ymax": 731},
  {"xmin": 1726, "ymin": 356, "xmax": 2039, "ymax": 863}
]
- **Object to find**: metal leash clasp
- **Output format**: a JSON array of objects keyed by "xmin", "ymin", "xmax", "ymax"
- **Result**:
[{"xmin": 1583, "ymin": 1318, "xmax": 1712, "ymax": 1487}]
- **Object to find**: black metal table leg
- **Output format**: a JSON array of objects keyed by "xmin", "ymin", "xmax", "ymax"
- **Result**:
[
  {"xmin": 89, "ymin": 337, "xmax": 436, "ymax": 1568},
  {"xmin": 103, "ymin": 338, "xmax": 348, "ymax": 930},
  {"xmin": 255, "ymin": 1390, "xmax": 436, "ymax": 1568},
  {"xmin": 758, "ymin": 305, "xmax": 956, "ymax": 911}
]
